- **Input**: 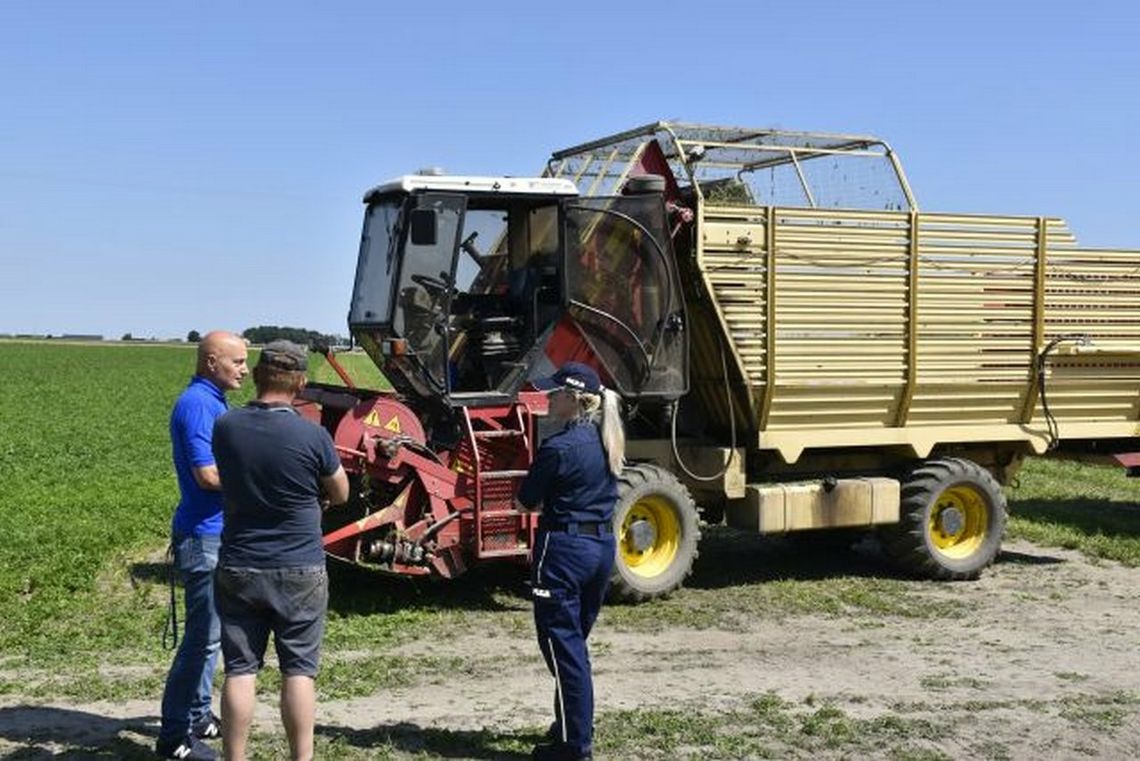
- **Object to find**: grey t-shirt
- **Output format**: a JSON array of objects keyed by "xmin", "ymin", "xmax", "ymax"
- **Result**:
[{"xmin": 212, "ymin": 402, "xmax": 340, "ymax": 568}]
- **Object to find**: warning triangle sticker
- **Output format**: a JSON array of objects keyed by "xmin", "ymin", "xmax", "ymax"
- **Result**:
[
  {"xmin": 383, "ymin": 415, "xmax": 402, "ymax": 434},
  {"xmin": 362, "ymin": 410, "xmax": 382, "ymax": 427}
]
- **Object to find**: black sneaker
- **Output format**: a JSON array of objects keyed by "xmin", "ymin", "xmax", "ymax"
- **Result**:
[
  {"xmin": 191, "ymin": 711, "xmax": 222, "ymax": 740},
  {"xmin": 155, "ymin": 734, "xmax": 218, "ymax": 760},
  {"xmin": 531, "ymin": 742, "xmax": 592, "ymax": 761}
]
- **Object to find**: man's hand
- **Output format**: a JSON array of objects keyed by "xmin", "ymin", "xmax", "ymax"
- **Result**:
[
  {"xmin": 192, "ymin": 464, "xmax": 221, "ymax": 491},
  {"xmin": 322, "ymin": 466, "xmax": 350, "ymax": 506}
]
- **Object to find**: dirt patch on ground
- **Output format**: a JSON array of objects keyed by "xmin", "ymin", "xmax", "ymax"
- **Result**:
[{"xmin": 3, "ymin": 538, "xmax": 1140, "ymax": 758}]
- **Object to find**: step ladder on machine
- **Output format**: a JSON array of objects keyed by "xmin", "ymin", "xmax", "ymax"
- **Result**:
[{"xmin": 462, "ymin": 403, "xmax": 537, "ymax": 559}]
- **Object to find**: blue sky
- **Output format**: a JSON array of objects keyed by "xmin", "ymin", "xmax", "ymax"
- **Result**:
[{"xmin": 1, "ymin": 1, "xmax": 1137, "ymax": 338}]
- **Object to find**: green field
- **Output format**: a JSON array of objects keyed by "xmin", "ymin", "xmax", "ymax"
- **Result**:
[
  {"xmin": 2, "ymin": 341, "xmax": 1140, "ymax": 758},
  {"xmin": 0, "ymin": 342, "xmax": 390, "ymax": 669}
]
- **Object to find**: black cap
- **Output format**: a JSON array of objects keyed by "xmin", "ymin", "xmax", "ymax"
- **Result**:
[
  {"xmin": 531, "ymin": 361, "xmax": 602, "ymax": 394},
  {"xmin": 258, "ymin": 340, "xmax": 308, "ymax": 372}
]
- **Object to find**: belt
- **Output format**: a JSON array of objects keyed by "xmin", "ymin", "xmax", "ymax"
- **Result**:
[{"xmin": 539, "ymin": 520, "xmax": 612, "ymax": 536}]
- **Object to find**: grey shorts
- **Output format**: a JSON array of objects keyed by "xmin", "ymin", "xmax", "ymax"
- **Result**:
[{"xmin": 214, "ymin": 565, "xmax": 328, "ymax": 677}]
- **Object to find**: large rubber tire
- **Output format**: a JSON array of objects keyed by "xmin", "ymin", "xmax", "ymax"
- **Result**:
[
  {"xmin": 882, "ymin": 457, "xmax": 1007, "ymax": 580},
  {"xmin": 608, "ymin": 463, "xmax": 701, "ymax": 603}
]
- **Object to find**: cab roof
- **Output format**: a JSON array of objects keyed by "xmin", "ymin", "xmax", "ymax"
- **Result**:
[{"xmin": 364, "ymin": 175, "xmax": 579, "ymax": 203}]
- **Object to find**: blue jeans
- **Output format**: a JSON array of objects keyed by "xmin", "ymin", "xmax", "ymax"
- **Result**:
[{"xmin": 159, "ymin": 532, "xmax": 221, "ymax": 743}]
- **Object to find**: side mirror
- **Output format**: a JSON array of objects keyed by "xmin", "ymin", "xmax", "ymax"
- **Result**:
[{"xmin": 410, "ymin": 209, "xmax": 438, "ymax": 246}]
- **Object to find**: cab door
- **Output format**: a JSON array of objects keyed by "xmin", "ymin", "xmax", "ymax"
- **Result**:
[{"xmin": 563, "ymin": 194, "xmax": 688, "ymax": 399}]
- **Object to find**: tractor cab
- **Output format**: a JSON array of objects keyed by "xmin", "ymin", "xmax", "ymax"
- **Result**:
[{"xmin": 349, "ymin": 174, "xmax": 688, "ymax": 405}]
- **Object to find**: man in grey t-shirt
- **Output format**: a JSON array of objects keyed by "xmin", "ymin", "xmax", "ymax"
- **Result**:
[{"xmin": 212, "ymin": 341, "xmax": 348, "ymax": 761}]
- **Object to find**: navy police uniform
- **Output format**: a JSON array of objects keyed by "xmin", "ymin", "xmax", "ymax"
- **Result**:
[{"xmin": 518, "ymin": 363, "xmax": 618, "ymax": 761}]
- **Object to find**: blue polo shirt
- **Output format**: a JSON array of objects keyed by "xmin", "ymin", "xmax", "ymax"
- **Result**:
[
  {"xmin": 518, "ymin": 420, "xmax": 618, "ymax": 524},
  {"xmin": 170, "ymin": 375, "xmax": 228, "ymax": 536}
]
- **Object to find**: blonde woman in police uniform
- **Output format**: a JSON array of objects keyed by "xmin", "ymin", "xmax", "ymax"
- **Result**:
[{"xmin": 516, "ymin": 362, "xmax": 624, "ymax": 761}]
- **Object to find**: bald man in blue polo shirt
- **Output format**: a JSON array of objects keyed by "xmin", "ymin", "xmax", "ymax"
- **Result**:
[{"xmin": 157, "ymin": 331, "xmax": 249, "ymax": 761}]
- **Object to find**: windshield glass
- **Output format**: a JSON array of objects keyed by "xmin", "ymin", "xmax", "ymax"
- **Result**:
[
  {"xmin": 349, "ymin": 199, "xmax": 402, "ymax": 325},
  {"xmin": 446, "ymin": 201, "xmax": 561, "ymax": 394},
  {"xmin": 393, "ymin": 193, "xmax": 466, "ymax": 389}
]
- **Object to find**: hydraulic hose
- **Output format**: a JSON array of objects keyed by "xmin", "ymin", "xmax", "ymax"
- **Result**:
[
  {"xmin": 670, "ymin": 336, "xmax": 738, "ymax": 482},
  {"xmin": 1036, "ymin": 334, "xmax": 1090, "ymax": 451}
]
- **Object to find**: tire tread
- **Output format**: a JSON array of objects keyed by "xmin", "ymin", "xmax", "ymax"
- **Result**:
[
  {"xmin": 882, "ymin": 457, "xmax": 1007, "ymax": 581},
  {"xmin": 608, "ymin": 463, "xmax": 701, "ymax": 604}
]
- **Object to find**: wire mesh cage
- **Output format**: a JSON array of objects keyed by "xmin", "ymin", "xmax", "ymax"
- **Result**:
[{"xmin": 546, "ymin": 121, "xmax": 915, "ymax": 211}]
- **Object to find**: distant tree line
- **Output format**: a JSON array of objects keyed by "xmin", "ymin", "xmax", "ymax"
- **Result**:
[{"xmin": 241, "ymin": 325, "xmax": 349, "ymax": 349}]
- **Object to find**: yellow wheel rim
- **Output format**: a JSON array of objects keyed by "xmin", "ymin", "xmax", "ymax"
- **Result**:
[
  {"xmin": 620, "ymin": 496, "xmax": 681, "ymax": 578},
  {"xmin": 928, "ymin": 484, "xmax": 989, "ymax": 559}
]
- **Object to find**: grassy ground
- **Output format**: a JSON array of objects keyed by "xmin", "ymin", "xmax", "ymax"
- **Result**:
[
  {"xmin": 309, "ymin": 349, "xmax": 389, "ymax": 390},
  {"xmin": 1007, "ymin": 457, "xmax": 1140, "ymax": 566},
  {"xmin": 15, "ymin": 689, "xmax": 1139, "ymax": 760},
  {"xmin": 3, "ymin": 342, "xmax": 1140, "ymax": 758},
  {"xmin": 0, "ymin": 343, "xmax": 387, "ymax": 675}
]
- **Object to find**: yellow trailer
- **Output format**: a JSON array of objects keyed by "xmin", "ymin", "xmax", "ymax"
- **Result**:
[{"xmin": 544, "ymin": 122, "xmax": 1140, "ymax": 594}]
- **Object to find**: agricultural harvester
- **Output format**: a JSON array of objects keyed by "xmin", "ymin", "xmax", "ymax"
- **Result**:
[{"xmin": 300, "ymin": 122, "xmax": 1140, "ymax": 601}]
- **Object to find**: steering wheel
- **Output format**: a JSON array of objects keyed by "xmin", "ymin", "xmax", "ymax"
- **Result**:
[{"xmin": 410, "ymin": 273, "xmax": 450, "ymax": 297}]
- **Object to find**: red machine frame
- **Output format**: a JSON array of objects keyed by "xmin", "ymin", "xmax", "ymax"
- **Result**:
[{"xmin": 304, "ymin": 357, "xmax": 550, "ymax": 578}]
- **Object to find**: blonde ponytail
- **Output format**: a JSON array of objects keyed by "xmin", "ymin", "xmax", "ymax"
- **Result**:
[
  {"xmin": 571, "ymin": 387, "xmax": 625, "ymax": 477},
  {"xmin": 599, "ymin": 388, "xmax": 625, "ymax": 477}
]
